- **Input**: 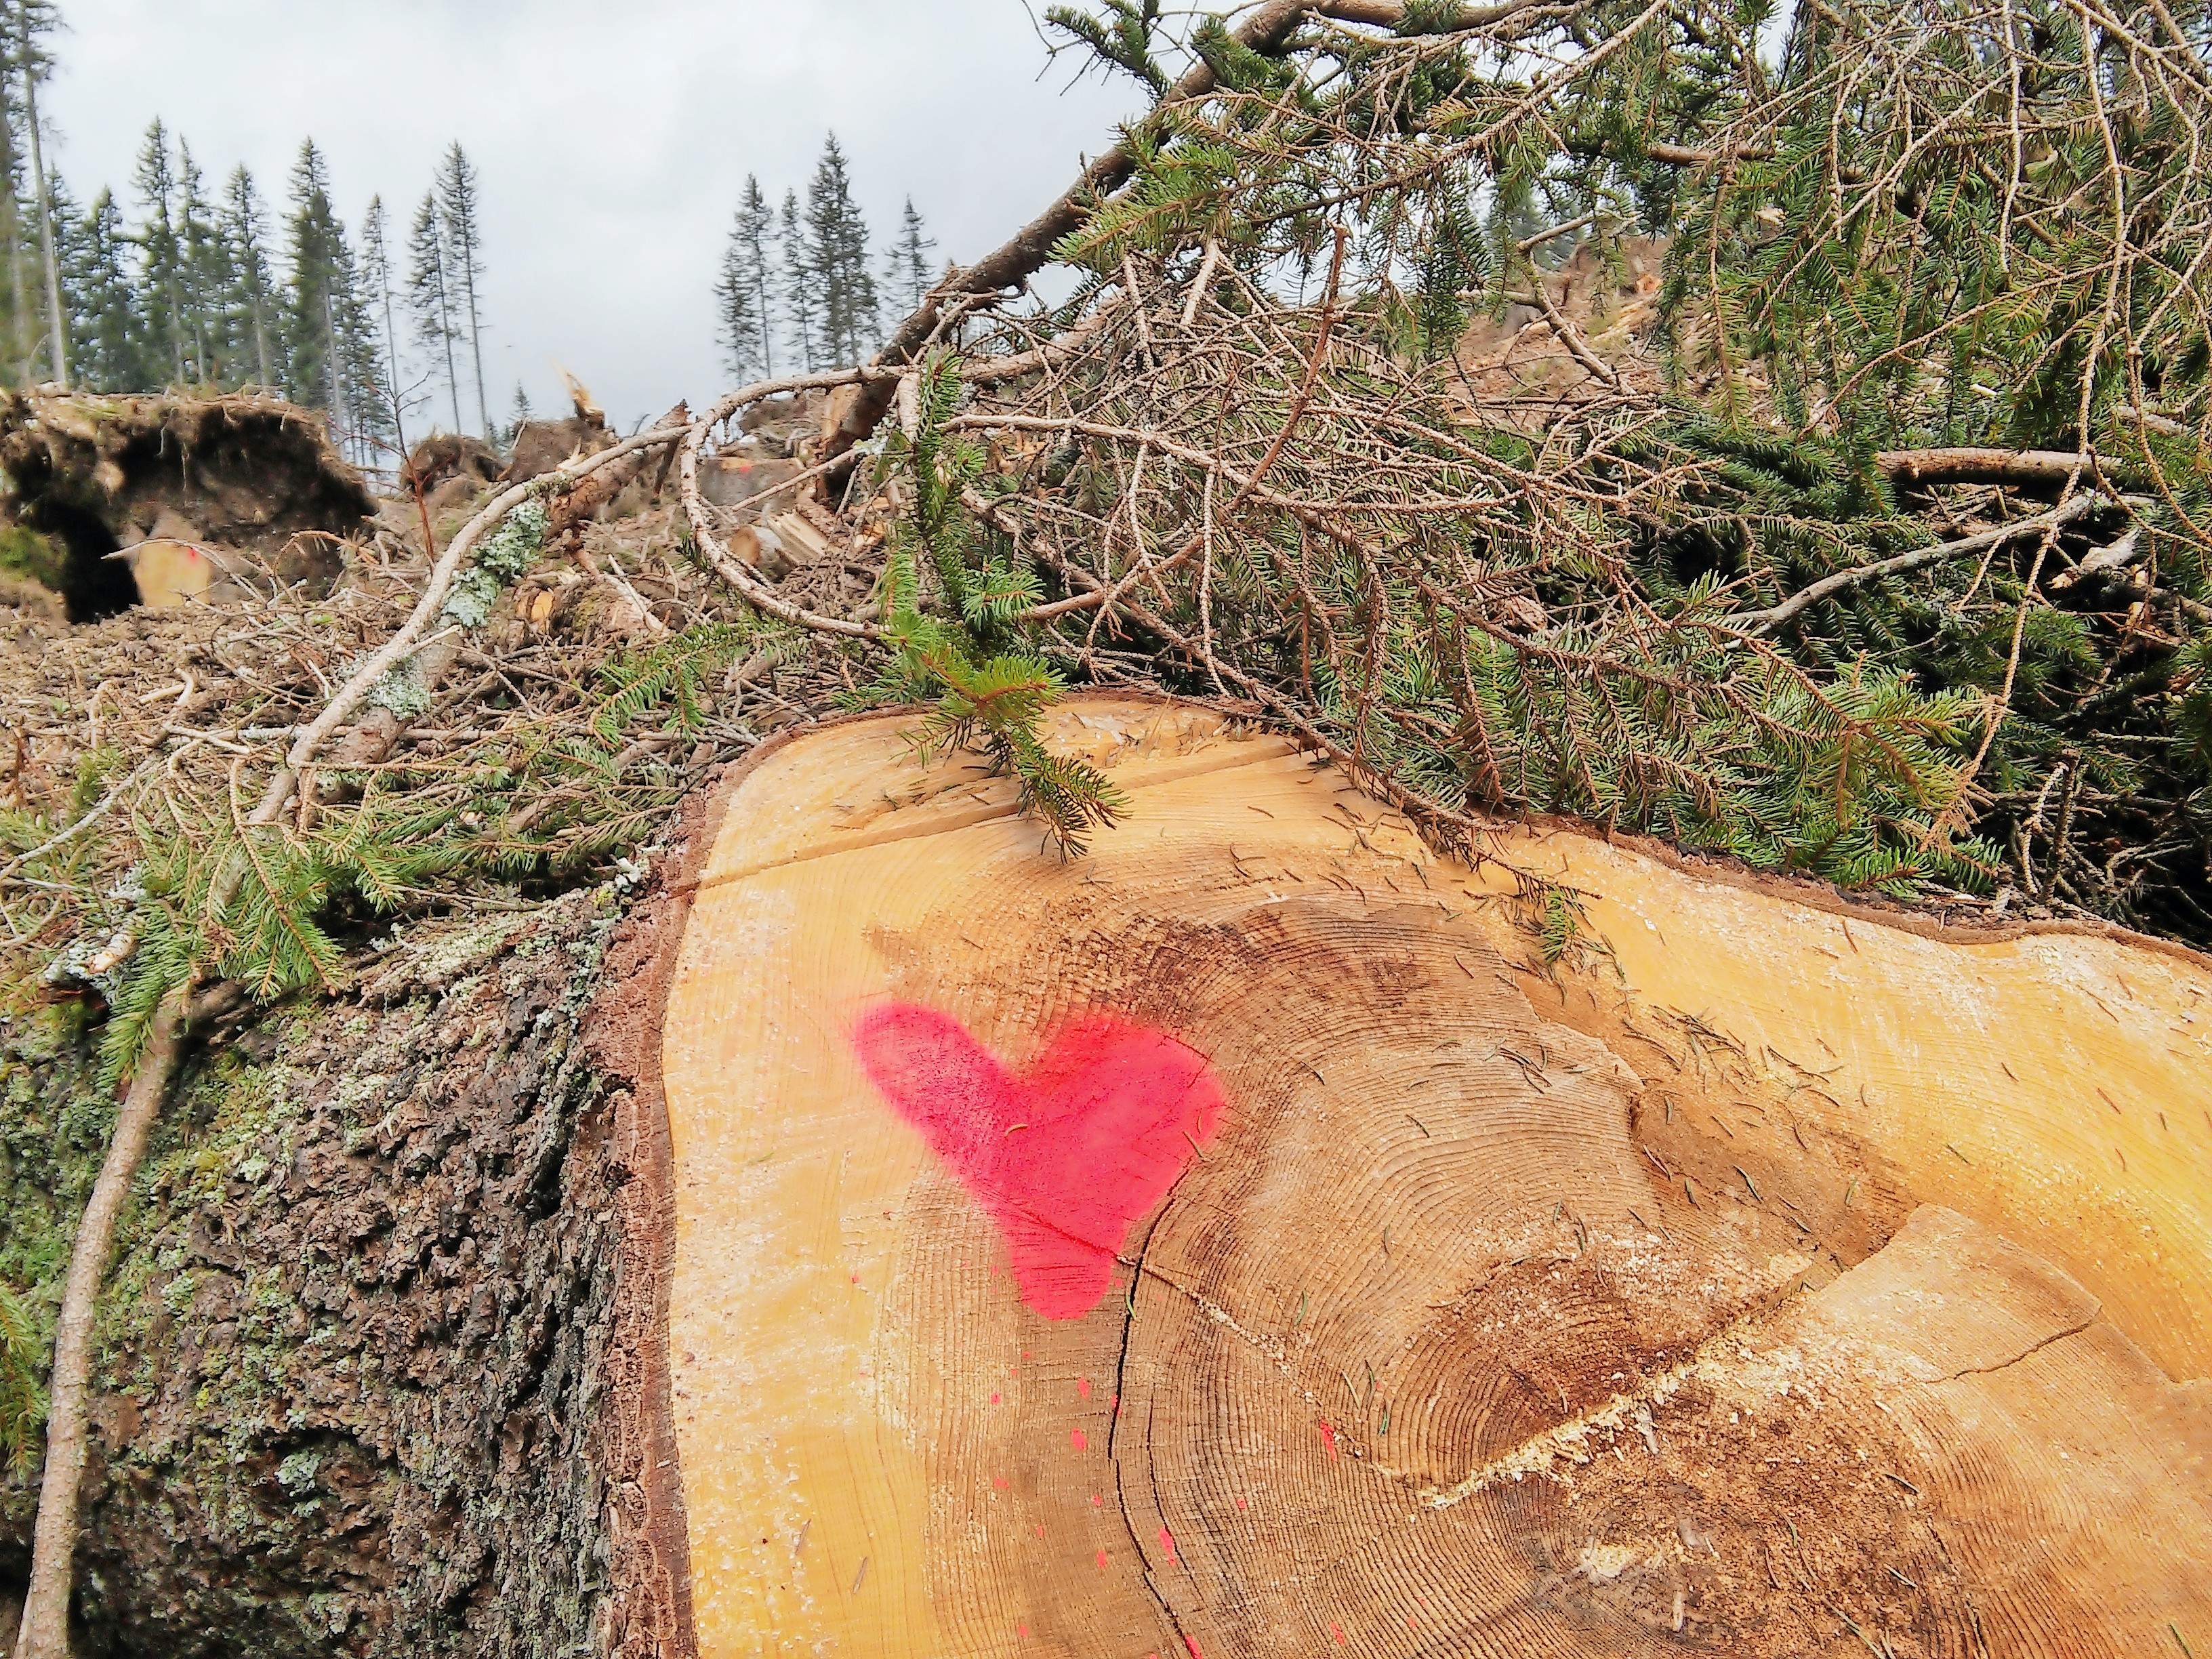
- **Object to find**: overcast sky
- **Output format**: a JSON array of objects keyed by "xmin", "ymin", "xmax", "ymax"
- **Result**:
[{"xmin": 43, "ymin": 0, "xmax": 1148, "ymax": 430}]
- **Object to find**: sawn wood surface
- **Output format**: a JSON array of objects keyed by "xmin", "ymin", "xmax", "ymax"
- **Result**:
[{"xmin": 659, "ymin": 697, "xmax": 2212, "ymax": 1658}]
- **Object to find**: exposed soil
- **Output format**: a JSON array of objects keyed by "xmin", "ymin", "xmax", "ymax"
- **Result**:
[
  {"xmin": 502, "ymin": 417, "xmax": 613, "ymax": 485},
  {"xmin": 400, "ymin": 432, "xmax": 501, "ymax": 497},
  {"xmin": 0, "ymin": 392, "xmax": 373, "ymax": 618}
]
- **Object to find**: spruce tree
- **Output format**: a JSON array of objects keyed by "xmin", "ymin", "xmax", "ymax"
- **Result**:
[
  {"xmin": 359, "ymin": 196, "xmax": 411, "ymax": 457},
  {"xmin": 434, "ymin": 141, "xmax": 490, "ymax": 436},
  {"xmin": 132, "ymin": 119, "xmax": 188, "ymax": 386},
  {"xmin": 716, "ymin": 174, "xmax": 777, "ymax": 384},
  {"xmin": 333, "ymin": 233, "xmax": 392, "ymax": 463},
  {"xmin": 282, "ymin": 140, "xmax": 352, "ymax": 423},
  {"xmin": 886, "ymin": 197, "xmax": 937, "ymax": 320},
  {"xmin": 407, "ymin": 190, "xmax": 462, "ymax": 435},
  {"xmin": 778, "ymin": 188, "xmax": 818, "ymax": 373},
  {"xmin": 175, "ymin": 141, "xmax": 226, "ymax": 385},
  {"xmin": 803, "ymin": 134, "xmax": 878, "ymax": 367},
  {"xmin": 505, "ymin": 380, "xmax": 531, "ymax": 446},
  {"xmin": 220, "ymin": 165, "xmax": 276, "ymax": 390},
  {"xmin": 64, "ymin": 188, "xmax": 139, "ymax": 390}
]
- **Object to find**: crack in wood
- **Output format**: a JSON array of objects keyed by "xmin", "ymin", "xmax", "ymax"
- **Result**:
[
  {"xmin": 1406, "ymin": 1274, "xmax": 1811, "ymax": 1512},
  {"xmin": 1107, "ymin": 1208, "xmax": 1198, "ymax": 1654},
  {"xmin": 1938, "ymin": 1310, "xmax": 2101, "ymax": 1382}
]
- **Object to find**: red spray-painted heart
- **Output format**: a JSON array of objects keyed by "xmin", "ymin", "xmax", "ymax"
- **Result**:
[{"xmin": 852, "ymin": 1002, "xmax": 1226, "ymax": 1321}]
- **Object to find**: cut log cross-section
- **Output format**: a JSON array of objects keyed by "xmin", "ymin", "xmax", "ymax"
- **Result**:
[{"xmin": 651, "ymin": 697, "xmax": 2212, "ymax": 1658}]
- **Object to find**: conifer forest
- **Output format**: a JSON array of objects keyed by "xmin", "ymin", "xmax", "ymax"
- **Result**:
[{"xmin": 1, "ymin": 3, "xmax": 2211, "ymax": 1658}]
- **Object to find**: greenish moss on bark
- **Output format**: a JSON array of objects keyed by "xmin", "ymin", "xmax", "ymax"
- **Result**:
[{"xmin": 1, "ymin": 888, "xmax": 641, "ymax": 1658}]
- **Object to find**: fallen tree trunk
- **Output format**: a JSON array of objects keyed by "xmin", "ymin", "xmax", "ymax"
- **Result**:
[
  {"xmin": 7, "ymin": 693, "xmax": 2208, "ymax": 1656},
  {"xmin": 638, "ymin": 695, "xmax": 2211, "ymax": 1658},
  {"xmin": 7, "ymin": 415, "xmax": 694, "ymax": 1659},
  {"xmin": 1876, "ymin": 447, "xmax": 2145, "ymax": 490},
  {"xmin": 0, "ymin": 888, "xmax": 667, "ymax": 1657},
  {"xmin": 13, "ymin": 986, "xmax": 184, "ymax": 1659}
]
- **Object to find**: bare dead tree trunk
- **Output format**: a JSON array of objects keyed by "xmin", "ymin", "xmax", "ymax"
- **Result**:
[
  {"xmin": 1877, "ymin": 447, "xmax": 2139, "ymax": 489},
  {"xmin": 252, "ymin": 297, "xmax": 272, "ymax": 392},
  {"xmin": 324, "ymin": 285, "xmax": 347, "ymax": 460},
  {"xmin": 437, "ymin": 247, "xmax": 462, "ymax": 438},
  {"xmin": 377, "ymin": 272, "xmax": 410, "ymax": 464},
  {"xmin": 1, "ymin": 108, "xmax": 29, "ymax": 382},
  {"xmin": 461, "ymin": 260, "xmax": 488, "ymax": 442},
  {"xmin": 20, "ymin": 62, "xmax": 63, "ymax": 388}
]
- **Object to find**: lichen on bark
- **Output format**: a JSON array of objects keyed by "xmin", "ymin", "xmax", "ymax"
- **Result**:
[{"xmin": 2, "ymin": 885, "xmax": 647, "ymax": 1657}]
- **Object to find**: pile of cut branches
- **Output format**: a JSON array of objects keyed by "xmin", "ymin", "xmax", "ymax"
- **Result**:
[
  {"xmin": 678, "ymin": 0, "xmax": 2212, "ymax": 930},
  {"xmin": 841, "ymin": 0, "xmax": 2212, "ymax": 928}
]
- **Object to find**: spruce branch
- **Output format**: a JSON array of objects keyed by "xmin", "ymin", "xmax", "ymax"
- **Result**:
[
  {"xmin": 0, "ymin": 1279, "xmax": 46, "ymax": 1480},
  {"xmin": 1733, "ymin": 493, "xmax": 2110, "ymax": 635}
]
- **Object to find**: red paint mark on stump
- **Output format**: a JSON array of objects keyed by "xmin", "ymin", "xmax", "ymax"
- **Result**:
[
  {"xmin": 1185, "ymin": 1637, "xmax": 1205, "ymax": 1659},
  {"xmin": 1159, "ymin": 1526, "xmax": 1177, "ymax": 1563},
  {"xmin": 1097, "ymin": 1547, "xmax": 1109, "ymax": 1570},
  {"xmin": 1319, "ymin": 1420, "xmax": 1340, "ymax": 1460},
  {"xmin": 989, "ymin": 1391, "xmax": 1002, "ymax": 1406},
  {"xmin": 1330, "ymin": 1620, "xmax": 1347, "ymax": 1646},
  {"xmin": 1078, "ymin": 1376, "xmax": 1092, "ymax": 1401},
  {"xmin": 851, "ymin": 1003, "xmax": 1226, "ymax": 1319},
  {"xmin": 1071, "ymin": 1427, "xmax": 1090, "ymax": 1452}
]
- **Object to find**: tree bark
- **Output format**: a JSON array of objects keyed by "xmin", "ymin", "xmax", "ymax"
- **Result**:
[
  {"xmin": 12, "ymin": 417, "xmax": 688, "ymax": 1652},
  {"xmin": 15, "ymin": 988, "xmax": 188, "ymax": 1659},
  {"xmin": 1877, "ymin": 446, "xmax": 2142, "ymax": 489},
  {"xmin": 0, "ymin": 886, "xmax": 672, "ymax": 1657}
]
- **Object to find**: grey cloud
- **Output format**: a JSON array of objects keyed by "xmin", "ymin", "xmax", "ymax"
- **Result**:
[{"xmin": 49, "ymin": 0, "xmax": 1143, "ymax": 426}]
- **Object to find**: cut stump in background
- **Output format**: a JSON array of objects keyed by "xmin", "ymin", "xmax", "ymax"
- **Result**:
[{"xmin": 651, "ymin": 697, "xmax": 2212, "ymax": 1658}]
